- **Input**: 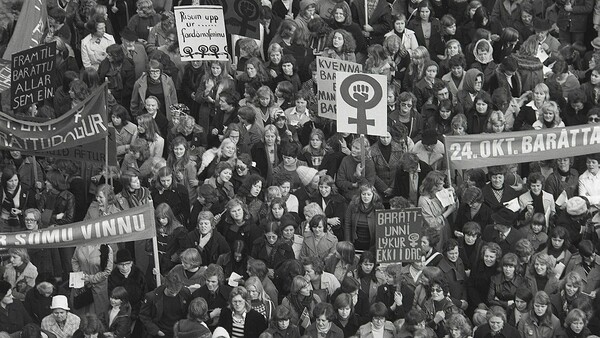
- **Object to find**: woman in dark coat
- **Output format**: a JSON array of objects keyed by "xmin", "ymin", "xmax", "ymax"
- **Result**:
[
  {"xmin": 455, "ymin": 187, "xmax": 493, "ymax": 235},
  {"xmin": 218, "ymin": 286, "xmax": 268, "ymax": 338},
  {"xmin": 467, "ymin": 242, "xmax": 501, "ymax": 315},
  {"xmin": 217, "ymin": 198, "xmax": 263, "ymax": 250},
  {"xmin": 251, "ymin": 125, "xmax": 283, "ymax": 186},
  {"xmin": 327, "ymin": 2, "xmax": 367, "ymax": 59},
  {"xmin": 97, "ymin": 44, "xmax": 135, "ymax": 110},
  {"xmin": 150, "ymin": 166, "xmax": 190, "ymax": 228},
  {"xmin": 0, "ymin": 167, "xmax": 37, "ymax": 232},
  {"xmin": 407, "ymin": 1, "xmax": 443, "ymax": 50},
  {"xmin": 189, "ymin": 211, "xmax": 231, "ymax": 266},
  {"xmin": 309, "ymin": 175, "xmax": 347, "ymax": 241},
  {"xmin": 108, "ymin": 249, "xmax": 147, "ymax": 321},
  {"xmin": 251, "ymin": 222, "xmax": 295, "ymax": 271}
]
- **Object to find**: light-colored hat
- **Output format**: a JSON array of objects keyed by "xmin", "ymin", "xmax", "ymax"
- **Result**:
[
  {"xmin": 212, "ymin": 327, "xmax": 231, "ymax": 338},
  {"xmin": 50, "ymin": 295, "xmax": 70, "ymax": 310},
  {"xmin": 592, "ymin": 37, "xmax": 600, "ymax": 50},
  {"xmin": 566, "ymin": 197, "xmax": 587, "ymax": 216},
  {"xmin": 296, "ymin": 166, "xmax": 319, "ymax": 186}
]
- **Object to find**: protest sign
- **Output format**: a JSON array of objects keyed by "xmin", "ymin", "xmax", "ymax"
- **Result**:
[
  {"xmin": 222, "ymin": 0, "xmax": 261, "ymax": 39},
  {"xmin": 316, "ymin": 56, "xmax": 362, "ymax": 120},
  {"xmin": 22, "ymin": 127, "xmax": 118, "ymax": 166},
  {"xmin": 0, "ymin": 204, "xmax": 156, "ymax": 248},
  {"xmin": 375, "ymin": 208, "xmax": 424, "ymax": 264},
  {"xmin": 11, "ymin": 42, "xmax": 57, "ymax": 110},
  {"xmin": 174, "ymin": 5, "xmax": 229, "ymax": 61},
  {"xmin": 0, "ymin": 85, "xmax": 108, "ymax": 151},
  {"xmin": 336, "ymin": 72, "xmax": 387, "ymax": 136},
  {"xmin": 445, "ymin": 125, "xmax": 600, "ymax": 170}
]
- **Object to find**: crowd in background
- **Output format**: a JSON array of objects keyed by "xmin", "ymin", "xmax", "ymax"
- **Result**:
[{"xmin": 0, "ymin": 0, "xmax": 599, "ymax": 337}]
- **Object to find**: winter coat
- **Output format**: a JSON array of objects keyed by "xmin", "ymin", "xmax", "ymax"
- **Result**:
[
  {"xmin": 300, "ymin": 231, "xmax": 338, "ymax": 261},
  {"xmin": 517, "ymin": 312, "xmax": 563, "ymax": 338},
  {"xmin": 350, "ymin": 0, "xmax": 393, "ymax": 45},
  {"xmin": 130, "ymin": 73, "xmax": 178, "ymax": 119},
  {"xmin": 370, "ymin": 140, "xmax": 406, "ymax": 193},
  {"xmin": 557, "ymin": 0, "xmax": 593, "ymax": 32},
  {"xmin": 99, "ymin": 306, "xmax": 132, "ymax": 338},
  {"xmin": 512, "ymin": 53, "xmax": 544, "ymax": 93},
  {"xmin": 336, "ymin": 156, "xmax": 376, "ymax": 200},
  {"xmin": 455, "ymin": 68, "xmax": 483, "ymax": 116},
  {"xmin": 188, "ymin": 229, "xmax": 231, "ymax": 266},
  {"xmin": 251, "ymin": 237, "xmax": 295, "ymax": 270},
  {"xmin": 139, "ymin": 285, "xmax": 192, "ymax": 336},
  {"xmin": 217, "ymin": 308, "xmax": 268, "ymax": 338},
  {"xmin": 173, "ymin": 319, "xmax": 211, "ymax": 338},
  {"xmin": 108, "ymin": 265, "xmax": 147, "ymax": 319}
]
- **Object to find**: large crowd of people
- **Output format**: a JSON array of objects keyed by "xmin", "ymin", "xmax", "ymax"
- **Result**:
[{"xmin": 0, "ymin": 0, "xmax": 599, "ymax": 337}]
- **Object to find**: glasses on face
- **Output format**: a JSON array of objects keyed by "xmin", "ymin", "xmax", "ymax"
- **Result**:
[
  {"xmin": 589, "ymin": 116, "xmax": 600, "ymax": 123},
  {"xmin": 431, "ymin": 287, "xmax": 443, "ymax": 293},
  {"xmin": 24, "ymin": 218, "xmax": 37, "ymax": 223},
  {"xmin": 148, "ymin": 69, "xmax": 161, "ymax": 74},
  {"xmin": 401, "ymin": 102, "xmax": 413, "ymax": 108}
]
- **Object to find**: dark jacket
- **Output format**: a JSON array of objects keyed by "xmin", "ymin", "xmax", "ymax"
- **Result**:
[
  {"xmin": 99, "ymin": 306, "xmax": 132, "ymax": 338},
  {"xmin": 97, "ymin": 57, "xmax": 136, "ymax": 109},
  {"xmin": 191, "ymin": 284, "xmax": 232, "ymax": 322},
  {"xmin": 151, "ymin": 183, "xmax": 190, "ymax": 228},
  {"xmin": 473, "ymin": 322, "xmax": 520, "ymax": 338},
  {"xmin": 305, "ymin": 323, "xmax": 344, "ymax": 338},
  {"xmin": 455, "ymin": 202, "xmax": 493, "ymax": 233},
  {"xmin": 251, "ymin": 237, "xmax": 295, "ymax": 270},
  {"xmin": 251, "ymin": 141, "xmax": 282, "ymax": 186},
  {"xmin": 482, "ymin": 224, "xmax": 525, "ymax": 255},
  {"xmin": 437, "ymin": 257, "xmax": 467, "ymax": 301},
  {"xmin": 217, "ymin": 218, "xmax": 263, "ymax": 250},
  {"xmin": 189, "ymin": 229, "xmax": 231, "ymax": 266},
  {"xmin": 481, "ymin": 183, "xmax": 520, "ymax": 212},
  {"xmin": 173, "ymin": 318, "xmax": 211, "ymax": 338},
  {"xmin": 139, "ymin": 285, "xmax": 192, "ymax": 336},
  {"xmin": 467, "ymin": 263, "xmax": 498, "ymax": 311},
  {"xmin": 556, "ymin": 0, "xmax": 593, "ymax": 32},
  {"xmin": 266, "ymin": 323, "xmax": 301, "ymax": 338},
  {"xmin": 36, "ymin": 189, "xmax": 76, "ymax": 226},
  {"xmin": 217, "ymin": 308, "xmax": 268, "ymax": 338},
  {"xmin": 487, "ymin": 273, "xmax": 529, "ymax": 309},
  {"xmin": 350, "ymin": 0, "xmax": 393, "ymax": 45},
  {"xmin": 309, "ymin": 193, "xmax": 347, "ymax": 238},
  {"xmin": 392, "ymin": 161, "xmax": 432, "ymax": 202},
  {"xmin": 108, "ymin": 265, "xmax": 147, "ymax": 319},
  {"xmin": 0, "ymin": 300, "xmax": 32, "ymax": 333},
  {"xmin": 376, "ymin": 283, "xmax": 414, "ymax": 321},
  {"xmin": 23, "ymin": 285, "xmax": 68, "ymax": 325}
]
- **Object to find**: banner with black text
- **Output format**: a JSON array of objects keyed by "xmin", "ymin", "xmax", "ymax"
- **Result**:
[
  {"xmin": 0, "ymin": 204, "xmax": 156, "ymax": 248},
  {"xmin": 445, "ymin": 125, "xmax": 600, "ymax": 170}
]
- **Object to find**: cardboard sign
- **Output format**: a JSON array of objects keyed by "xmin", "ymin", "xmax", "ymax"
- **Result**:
[
  {"xmin": 316, "ymin": 56, "xmax": 362, "ymax": 120},
  {"xmin": 336, "ymin": 72, "xmax": 387, "ymax": 136},
  {"xmin": 375, "ymin": 208, "xmax": 424, "ymax": 264},
  {"xmin": 174, "ymin": 5, "xmax": 229, "ymax": 61},
  {"xmin": 11, "ymin": 42, "xmax": 57, "ymax": 110},
  {"xmin": 222, "ymin": 0, "xmax": 261, "ymax": 39}
]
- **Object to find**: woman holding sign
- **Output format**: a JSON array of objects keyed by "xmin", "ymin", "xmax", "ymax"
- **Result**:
[{"xmin": 418, "ymin": 171, "xmax": 457, "ymax": 252}]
